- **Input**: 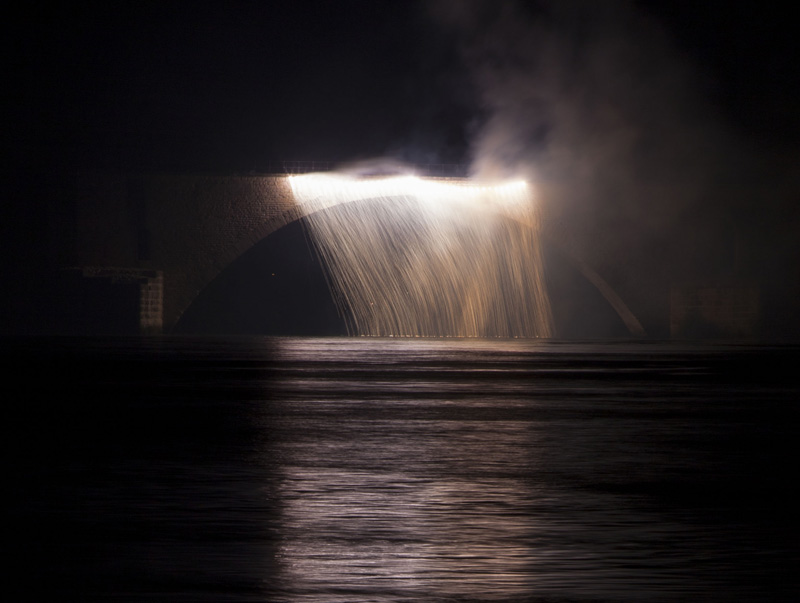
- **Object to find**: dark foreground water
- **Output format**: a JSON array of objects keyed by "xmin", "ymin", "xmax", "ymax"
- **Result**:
[{"xmin": 6, "ymin": 337, "xmax": 799, "ymax": 601}]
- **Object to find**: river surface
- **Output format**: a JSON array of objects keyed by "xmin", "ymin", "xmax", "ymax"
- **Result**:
[{"xmin": 6, "ymin": 337, "xmax": 799, "ymax": 601}]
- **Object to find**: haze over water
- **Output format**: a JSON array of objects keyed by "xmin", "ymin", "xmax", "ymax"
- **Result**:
[{"xmin": 8, "ymin": 337, "xmax": 798, "ymax": 601}]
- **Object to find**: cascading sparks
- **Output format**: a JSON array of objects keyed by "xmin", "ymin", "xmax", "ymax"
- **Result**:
[{"xmin": 289, "ymin": 173, "xmax": 554, "ymax": 338}]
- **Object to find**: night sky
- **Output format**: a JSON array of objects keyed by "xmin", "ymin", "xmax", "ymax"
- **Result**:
[{"xmin": 4, "ymin": 0, "xmax": 799, "ymax": 337}]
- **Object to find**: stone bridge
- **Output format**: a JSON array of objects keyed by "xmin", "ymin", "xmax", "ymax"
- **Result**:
[{"xmin": 64, "ymin": 172, "xmax": 646, "ymax": 336}]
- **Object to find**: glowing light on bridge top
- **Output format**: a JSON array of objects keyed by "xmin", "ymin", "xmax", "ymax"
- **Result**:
[{"xmin": 288, "ymin": 173, "xmax": 533, "ymax": 220}]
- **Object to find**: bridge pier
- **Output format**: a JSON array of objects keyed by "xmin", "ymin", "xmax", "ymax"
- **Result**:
[
  {"xmin": 59, "ymin": 267, "xmax": 163, "ymax": 335},
  {"xmin": 670, "ymin": 281, "xmax": 759, "ymax": 339}
]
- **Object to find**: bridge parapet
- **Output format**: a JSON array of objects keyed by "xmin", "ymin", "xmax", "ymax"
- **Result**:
[{"xmin": 262, "ymin": 161, "xmax": 470, "ymax": 177}]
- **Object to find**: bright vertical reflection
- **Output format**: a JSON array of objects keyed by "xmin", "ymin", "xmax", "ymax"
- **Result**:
[
  {"xmin": 264, "ymin": 338, "xmax": 543, "ymax": 600},
  {"xmin": 273, "ymin": 419, "xmax": 539, "ymax": 599},
  {"xmin": 289, "ymin": 174, "xmax": 553, "ymax": 338}
]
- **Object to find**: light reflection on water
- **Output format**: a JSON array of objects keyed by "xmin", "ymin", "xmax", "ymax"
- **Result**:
[
  {"xmin": 258, "ymin": 338, "xmax": 797, "ymax": 601},
  {"xmin": 275, "ymin": 420, "xmax": 540, "ymax": 600},
  {"xmin": 7, "ymin": 337, "xmax": 799, "ymax": 601}
]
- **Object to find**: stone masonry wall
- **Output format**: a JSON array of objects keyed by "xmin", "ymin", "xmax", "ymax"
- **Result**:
[{"xmin": 74, "ymin": 174, "xmax": 298, "ymax": 331}]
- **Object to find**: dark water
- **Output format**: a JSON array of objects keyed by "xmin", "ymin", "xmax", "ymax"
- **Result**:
[{"xmin": 7, "ymin": 337, "xmax": 799, "ymax": 601}]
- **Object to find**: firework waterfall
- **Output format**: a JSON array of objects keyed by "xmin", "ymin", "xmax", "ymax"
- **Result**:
[{"xmin": 290, "ymin": 173, "xmax": 553, "ymax": 338}]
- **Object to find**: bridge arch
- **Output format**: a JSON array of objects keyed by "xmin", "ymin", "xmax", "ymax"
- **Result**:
[{"xmin": 169, "ymin": 175, "xmax": 645, "ymax": 337}]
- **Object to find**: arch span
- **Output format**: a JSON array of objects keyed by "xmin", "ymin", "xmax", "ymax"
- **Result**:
[{"xmin": 170, "ymin": 174, "xmax": 645, "ymax": 337}]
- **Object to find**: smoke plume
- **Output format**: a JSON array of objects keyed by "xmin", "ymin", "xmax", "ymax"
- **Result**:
[{"xmin": 429, "ymin": 0, "xmax": 764, "ymax": 335}]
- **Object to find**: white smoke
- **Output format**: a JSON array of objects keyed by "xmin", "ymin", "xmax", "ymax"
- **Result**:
[{"xmin": 429, "ymin": 0, "xmax": 747, "ymax": 334}]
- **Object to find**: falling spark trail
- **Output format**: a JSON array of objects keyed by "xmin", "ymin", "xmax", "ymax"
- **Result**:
[{"xmin": 290, "ymin": 174, "xmax": 553, "ymax": 338}]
